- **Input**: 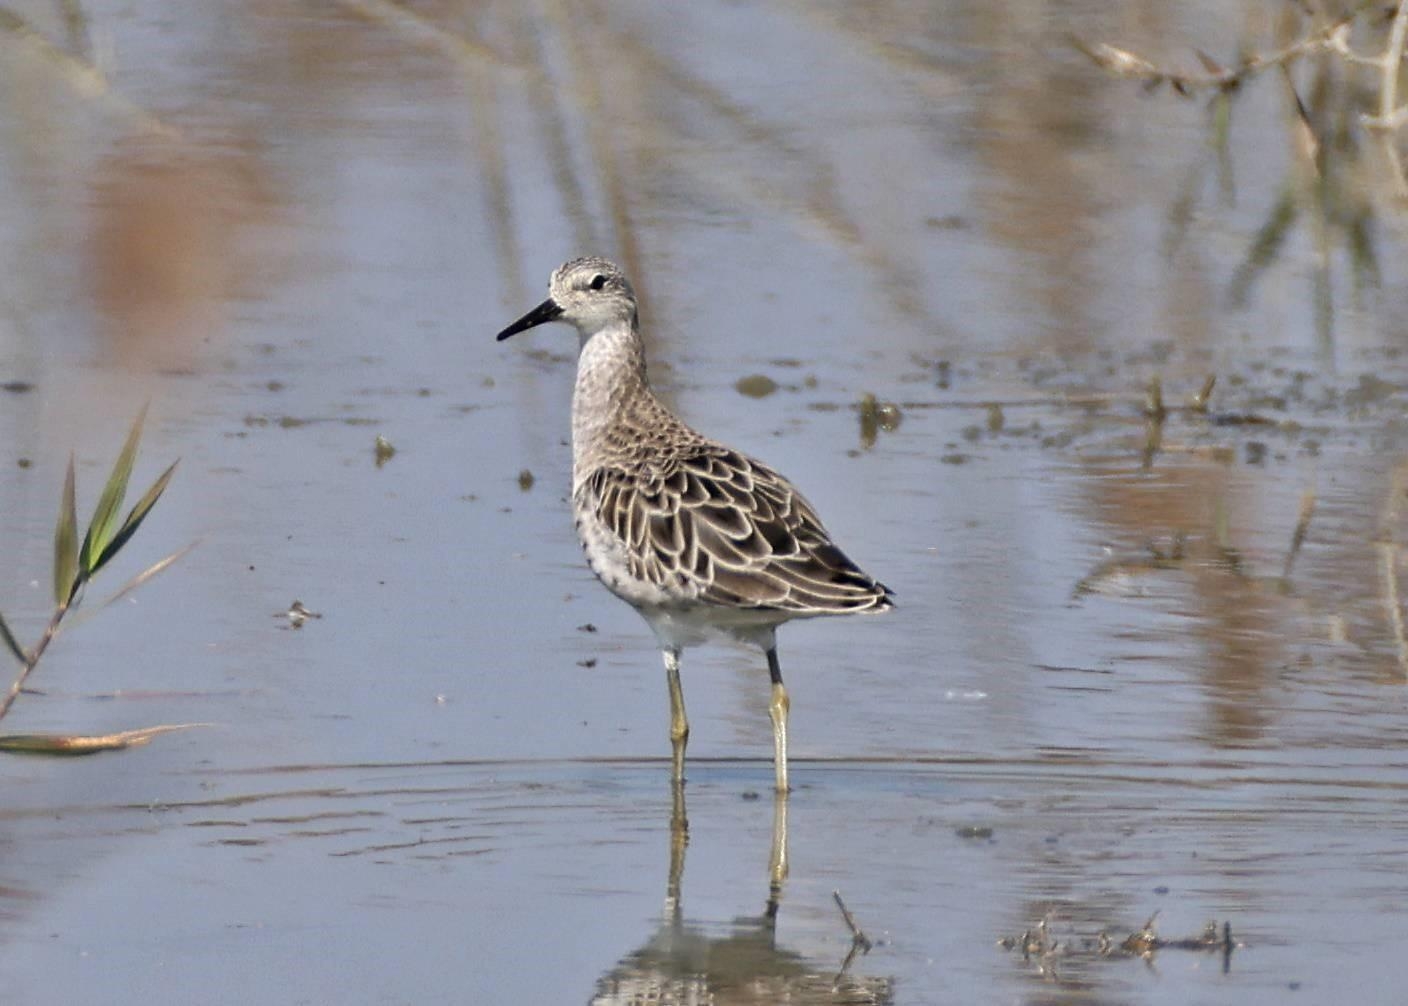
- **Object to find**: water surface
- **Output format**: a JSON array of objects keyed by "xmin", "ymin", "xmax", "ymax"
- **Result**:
[{"xmin": 1, "ymin": 1, "xmax": 1407, "ymax": 1002}]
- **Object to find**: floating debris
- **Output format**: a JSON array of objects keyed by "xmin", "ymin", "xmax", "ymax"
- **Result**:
[
  {"xmin": 374, "ymin": 434, "xmax": 396, "ymax": 467},
  {"xmin": 1209, "ymin": 411, "xmax": 1279, "ymax": 426},
  {"xmin": 1142, "ymin": 413, "xmax": 1163, "ymax": 469},
  {"xmin": 244, "ymin": 414, "xmax": 378, "ymax": 429},
  {"xmin": 1189, "ymin": 374, "xmax": 1216, "ymax": 413},
  {"xmin": 999, "ymin": 911, "xmax": 1239, "ymax": 974},
  {"xmin": 954, "ymin": 825, "xmax": 995, "ymax": 841},
  {"xmin": 518, "ymin": 468, "xmax": 535, "ymax": 491},
  {"xmin": 735, "ymin": 374, "xmax": 778, "ymax": 398},
  {"xmin": 276, "ymin": 600, "xmax": 322, "ymax": 630},
  {"xmin": 1143, "ymin": 376, "xmax": 1167, "ymax": 420},
  {"xmin": 858, "ymin": 392, "xmax": 903, "ymax": 448}
]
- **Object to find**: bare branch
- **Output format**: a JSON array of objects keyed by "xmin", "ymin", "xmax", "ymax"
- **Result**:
[{"xmin": 1073, "ymin": 21, "xmax": 1349, "ymax": 96}]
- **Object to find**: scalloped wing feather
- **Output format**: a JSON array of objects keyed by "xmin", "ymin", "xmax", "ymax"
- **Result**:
[{"xmin": 577, "ymin": 447, "xmax": 892, "ymax": 615}]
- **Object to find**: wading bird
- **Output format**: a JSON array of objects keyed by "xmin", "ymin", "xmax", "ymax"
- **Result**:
[{"xmin": 496, "ymin": 257, "xmax": 892, "ymax": 792}]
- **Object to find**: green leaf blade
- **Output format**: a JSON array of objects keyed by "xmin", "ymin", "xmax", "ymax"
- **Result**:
[
  {"xmin": 0, "ymin": 610, "xmax": 25, "ymax": 665},
  {"xmin": 54, "ymin": 455, "xmax": 79, "ymax": 605},
  {"xmin": 79, "ymin": 405, "xmax": 147, "ymax": 576},
  {"xmin": 92, "ymin": 460, "xmax": 179, "ymax": 575}
]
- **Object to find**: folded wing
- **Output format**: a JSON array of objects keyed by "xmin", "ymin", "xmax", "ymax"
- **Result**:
[{"xmin": 578, "ymin": 446, "xmax": 893, "ymax": 614}]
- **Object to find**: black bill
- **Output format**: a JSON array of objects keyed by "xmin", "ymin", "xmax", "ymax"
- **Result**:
[{"xmin": 495, "ymin": 298, "xmax": 564, "ymax": 341}]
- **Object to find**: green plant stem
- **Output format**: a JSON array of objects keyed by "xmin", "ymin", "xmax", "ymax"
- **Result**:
[{"xmin": 0, "ymin": 603, "xmax": 68, "ymax": 723}]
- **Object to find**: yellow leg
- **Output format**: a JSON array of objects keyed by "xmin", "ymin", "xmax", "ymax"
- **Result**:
[
  {"xmin": 664, "ymin": 648, "xmax": 689, "ymax": 785},
  {"xmin": 766, "ymin": 647, "xmax": 789, "ymax": 793},
  {"xmin": 770, "ymin": 788, "xmax": 789, "ymax": 886},
  {"xmin": 765, "ymin": 788, "xmax": 789, "ymax": 925},
  {"xmin": 666, "ymin": 775, "xmax": 688, "ymax": 921},
  {"xmin": 769, "ymin": 682, "xmax": 789, "ymax": 792}
]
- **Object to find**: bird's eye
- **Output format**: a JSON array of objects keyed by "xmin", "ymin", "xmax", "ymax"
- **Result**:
[{"xmin": 589, "ymin": 274, "xmax": 607, "ymax": 291}]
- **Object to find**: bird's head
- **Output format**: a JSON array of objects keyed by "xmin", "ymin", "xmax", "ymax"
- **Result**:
[{"xmin": 496, "ymin": 256, "xmax": 637, "ymax": 342}]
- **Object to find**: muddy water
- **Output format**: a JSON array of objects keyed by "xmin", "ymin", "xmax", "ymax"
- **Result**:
[{"xmin": 2, "ymin": 0, "xmax": 1408, "ymax": 1002}]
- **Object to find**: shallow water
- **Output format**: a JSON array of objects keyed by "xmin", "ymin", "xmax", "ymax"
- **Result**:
[{"xmin": 2, "ymin": 0, "xmax": 1408, "ymax": 1002}]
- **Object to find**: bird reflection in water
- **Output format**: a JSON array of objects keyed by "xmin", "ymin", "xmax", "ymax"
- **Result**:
[{"xmin": 590, "ymin": 785, "xmax": 893, "ymax": 1005}]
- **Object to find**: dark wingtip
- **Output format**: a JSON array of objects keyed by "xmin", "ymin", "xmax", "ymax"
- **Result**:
[{"xmin": 864, "ymin": 579, "xmax": 895, "ymax": 612}]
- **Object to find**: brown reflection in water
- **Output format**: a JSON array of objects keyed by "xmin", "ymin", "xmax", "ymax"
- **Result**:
[
  {"xmin": 964, "ymin": 4, "xmax": 1276, "ymax": 360},
  {"xmin": 1082, "ymin": 456, "xmax": 1286, "ymax": 747},
  {"xmin": 969, "ymin": 6, "xmax": 1108, "ymax": 354},
  {"xmin": 539, "ymin": 0, "xmax": 645, "ymax": 295},
  {"xmin": 591, "ymin": 786, "xmax": 891, "ymax": 1006},
  {"xmin": 460, "ymin": 0, "xmax": 962, "ymax": 354},
  {"xmin": 0, "ymin": 881, "xmax": 37, "ymax": 923},
  {"xmin": 502, "ymin": 4, "xmax": 600, "ymax": 258},
  {"xmin": 87, "ymin": 137, "xmax": 276, "ymax": 373}
]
